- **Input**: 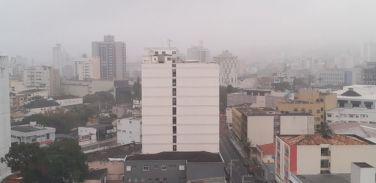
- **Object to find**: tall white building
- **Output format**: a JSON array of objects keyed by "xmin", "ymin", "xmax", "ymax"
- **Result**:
[
  {"xmin": 74, "ymin": 54, "xmax": 100, "ymax": 80},
  {"xmin": 116, "ymin": 117, "xmax": 141, "ymax": 145},
  {"xmin": 187, "ymin": 40, "xmax": 210, "ymax": 63},
  {"xmin": 361, "ymin": 41, "xmax": 376, "ymax": 62},
  {"xmin": 53, "ymin": 44, "xmax": 73, "ymax": 78},
  {"xmin": 0, "ymin": 56, "xmax": 11, "ymax": 180},
  {"xmin": 214, "ymin": 50, "xmax": 238, "ymax": 86},
  {"xmin": 142, "ymin": 47, "xmax": 219, "ymax": 154},
  {"xmin": 92, "ymin": 35, "xmax": 126, "ymax": 80},
  {"xmin": 23, "ymin": 66, "xmax": 61, "ymax": 96}
]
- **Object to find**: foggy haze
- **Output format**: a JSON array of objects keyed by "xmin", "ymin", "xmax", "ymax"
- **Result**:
[{"xmin": 1, "ymin": 0, "xmax": 376, "ymax": 65}]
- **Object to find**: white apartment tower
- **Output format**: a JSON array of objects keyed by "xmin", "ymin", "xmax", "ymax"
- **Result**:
[
  {"xmin": 214, "ymin": 50, "xmax": 238, "ymax": 86},
  {"xmin": 23, "ymin": 66, "xmax": 61, "ymax": 96},
  {"xmin": 0, "ymin": 56, "xmax": 11, "ymax": 180},
  {"xmin": 187, "ymin": 40, "xmax": 210, "ymax": 63},
  {"xmin": 92, "ymin": 35, "xmax": 126, "ymax": 80},
  {"xmin": 142, "ymin": 47, "xmax": 219, "ymax": 154},
  {"xmin": 74, "ymin": 54, "xmax": 100, "ymax": 80}
]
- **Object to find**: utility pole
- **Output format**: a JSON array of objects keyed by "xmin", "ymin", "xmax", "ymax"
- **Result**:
[{"xmin": 230, "ymin": 159, "xmax": 239, "ymax": 183}]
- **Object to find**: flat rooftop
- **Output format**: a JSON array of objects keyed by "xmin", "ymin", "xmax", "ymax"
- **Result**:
[
  {"xmin": 86, "ymin": 144, "xmax": 142, "ymax": 162},
  {"xmin": 279, "ymin": 134, "xmax": 374, "ymax": 146},
  {"xmin": 51, "ymin": 95, "xmax": 81, "ymax": 100},
  {"xmin": 234, "ymin": 107, "xmax": 276, "ymax": 116},
  {"xmin": 296, "ymin": 174, "xmax": 350, "ymax": 183},
  {"xmin": 11, "ymin": 125, "xmax": 48, "ymax": 133},
  {"xmin": 19, "ymin": 89, "xmax": 45, "ymax": 94},
  {"xmin": 126, "ymin": 151, "xmax": 222, "ymax": 163},
  {"xmin": 354, "ymin": 162, "xmax": 373, "ymax": 168}
]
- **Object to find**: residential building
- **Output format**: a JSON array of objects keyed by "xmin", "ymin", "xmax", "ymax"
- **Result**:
[
  {"xmin": 19, "ymin": 89, "xmax": 48, "ymax": 99},
  {"xmin": 328, "ymin": 123, "xmax": 376, "ymax": 142},
  {"xmin": 275, "ymin": 134, "xmax": 376, "ymax": 183},
  {"xmin": 9, "ymin": 80, "xmax": 27, "ymax": 93},
  {"xmin": 232, "ymin": 107, "xmax": 314, "ymax": 145},
  {"xmin": 23, "ymin": 66, "xmax": 61, "ymax": 96},
  {"xmin": 74, "ymin": 54, "xmax": 100, "ymax": 80},
  {"xmin": 351, "ymin": 162, "xmax": 375, "ymax": 183},
  {"xmin": 53, "ymin": 44, "xmax": 62, "ymax": 72},
  {"xmin": 51, "ymin": 95, "xmax": 83, "ymax": 107},
  {"xmin": 84, "ymin": 169, "xmax": 108, "ymax": 183},
  {"xmin": 112, "ymin": 104, "xmax": 130, "ymax": 118},
  {"xmin": 78, "ymin": 124, "xmax": 115, "ymax": 146},
  {"xmin": 116, "ymin": 117, "xmax": 141, "ymax": 145},
  {"xmin": 10, "ymin": 111, "xmax": 27, "ymax": 122},
  {"xmin": 214, "ymin": 50, "xmax": 238, "ymax": 86},
  {"xmin": 256, "ymin": 143, "xmax": 276, "ymax": 182},
  {"xmin": 92, "ymin": 35, "xmax": 126, "ymax": 80},
  {"xmin": 11, "ymin": 122, "xmax": 56, "ymax": 147},
  {"xmin": 227, "ymin": 89, "xmax": 287, "ymax": 108},
  {"xmin": 334, "ymin": 85, "xmax": 376, "ymax": 109},
  {"xmin": 23, "ymin": 100, "xmax": 60, "ymax": 115},
  {"xmin": 326, "ymin": 108, "xmax": 376, "ymax": 124},
  {"xmin": 187, "ymin": 40, "xmax": 210, "ymax": 63},
  {"xmin": 53, "ymin": 44, "xmax": 73, "ymax": 77},
  {"xmin": 86, "ymin": 143, "xmax": 142, "ymax": 182},
  {"xmin": 361, "ymin": 40, "xmax": 376, "ymax": 62},
  {"xmin": 316, "ymin": 68, "xmax": 360, "ymax": 86},
  {"xmin": 0, "ymin": 55, "xmax": 11, "ymax": 181},
  {"xmin": 362, "ymin": 62, "xmax": 376, "ymax": 85},
  {"xmin": 276, "ymin": 88, "xmax": 337, "ymax": 130},
  {"xmin": 124, "ymin": 151, "xmax": 224, "ymax": 183},
  {"xmin": 236, "ymin": 74, "xmax": 257, "ymax": 89},
  {"xmin": 142, "ymin": 47, "xmax": 219, "ymax": 153}
]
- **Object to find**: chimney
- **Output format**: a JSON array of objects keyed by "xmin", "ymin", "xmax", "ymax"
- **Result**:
[{"xmin": 351, "ymin": 162, "xmax": 375, "ymax": 183}]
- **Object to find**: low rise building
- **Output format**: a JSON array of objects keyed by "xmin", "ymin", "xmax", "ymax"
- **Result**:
[
  {"xmin": 84, "ymin": 168, "xmax": 108, "ymax": 183},
  {"xmin": 11, "ymin": 122, "xmax": 56, "ymax": 147},
  {"xmin": 23, "ymin": 99, "xmax": 60, "ymax": 115},
  {"xmin": 227, "ymin": 89, "xmax": 288, "ymax": 108},
  {"xmin": 277, "ymin": 88, "xmax": 337, "ymax": 131},
  {"xmin": 51, "ymin": 95, "xmax": 83, "ymax": 107},
  {"xmin": 116, "ymin": 117, "xmax": 141, "ymax": 145},
  {"xmin": 232, "ymin": 107, "xmax": 314, "ymax": 146},
  {"xmin": 275, "ymin": 134, "xmax": 376, "ymax": 183},
  {"xmin": 78, "ymin": 124, "xmax": 115, "ymax": 146},
  {"xmin": 334, "ymin": 85, "xmax": 376, "ymax": 109},
  {"xmin": 124, "ymin": 151, "xmax": 224, "ymax": 183},
  {"xmin": 86, "ymin": 143, "xmax": 142, "ymax": 182},
  {"xmin": 18, "ymin": 89, "xmax": 48, "ymax": 99},
  {"xmin": 256, "ymin": 143, "xmax": 275, "ymax": 182},
  {"xmin": 326, "ymin": 108, "xmax": 376, "ymax": 124}
]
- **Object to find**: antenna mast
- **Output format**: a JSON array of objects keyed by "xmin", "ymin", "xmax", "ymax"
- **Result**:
[{"xmin": 167, "ymin": 39, "xmax": 173, "ymax": 48}]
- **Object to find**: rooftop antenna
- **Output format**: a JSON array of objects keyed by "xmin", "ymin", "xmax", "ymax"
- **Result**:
[{"xmin": 167, "ymin": 39, "xmax": 173, "ymax": 48}]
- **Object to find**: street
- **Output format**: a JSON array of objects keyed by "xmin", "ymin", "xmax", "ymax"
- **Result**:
[{"xmin": 220, "ymin": 118, "xmax": 261, "ymax": 183}]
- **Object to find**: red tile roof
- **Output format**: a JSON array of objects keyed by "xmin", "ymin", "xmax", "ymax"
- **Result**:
[{"xmin": 257, "ymin": 143, "xmax": 275, "ymax": 155}]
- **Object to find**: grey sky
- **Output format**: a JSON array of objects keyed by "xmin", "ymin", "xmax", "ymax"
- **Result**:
[{"xmin": 1, "ymin": 0, "xmax": 376, "ymax": 65}]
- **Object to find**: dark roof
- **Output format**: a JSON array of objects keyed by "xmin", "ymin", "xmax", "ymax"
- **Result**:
[
  {"xmin": 354, "ymin": 162, "xmax": 373, "ymax": 168},
  {"xmin": 12, "ymin": 125, "xmax": 44, "ymax": 132},
  {"xmin": 86, "ymin": 144, "xmax": 142, "ymax": 162},
  {"xmin": 341, "ymin": 90, "xmax": 361, "ymax": 97},
  {"xmin": 86, "ymin": 168, "xmax": 108, "ymax": 180},
  {"xmin": 19, "ymin": 89, "xmax": 45, "ymax": 94},
  {"xmin": 51, "ymin": 95, "xmax": 81, "ymax": 100},
  {"xmin": 126, "ymin": 151, "xmax": 222, "ymax": 162},
  {"xmin": 23, "ymin": 100, "xmax": 60, "ymax": 109}
]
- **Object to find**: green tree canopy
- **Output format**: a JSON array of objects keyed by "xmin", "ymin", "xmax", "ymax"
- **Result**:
[
  {"xmin": 1, "ymin": 139, "xmax": 89, "ymax": 183},
  {"xmin": 83, "ymin": 94, "xmax": 100, "ymax": 103},
  {"xmin": 132, "ymin": 77, "xmax": 142, "ymax": 99},
  {"xmin": 95, "ymin": 91, "xmax": 115, "ymax": 104}
]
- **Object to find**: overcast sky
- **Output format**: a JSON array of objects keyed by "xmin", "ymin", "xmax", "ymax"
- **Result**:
[{"xmin": 1, "ymin": 0, "xmax": 376, "ymax": 65}]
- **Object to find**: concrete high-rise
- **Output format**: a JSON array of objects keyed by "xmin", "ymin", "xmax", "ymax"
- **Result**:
[
  {"xmin": 92, "ymin": 35, "xmax": 126, "ymax": 80},
  {"xmin": 187, "ymin": 40, "xmax": 210, "ymax": 63},
  {"xmin": 214, "ymin": 50, "xmax": 238, "ymax": 86},
  {"xmin": 74, "ymin": 54, "xmax": 100, "ymax": 80},
  {"xmin": 142, "ymin": 47, "xmax": 219, "ymax": 154},
  {"xmin": 53, "ymin": 44, "xmax": 62, "ymax": 71},
  {"xmin": 0, "ymin": 55, "xmax": 11, "ymax": 181},
  {"xmin": 53, "ymin": 44, "xmax": 73, "ymax": 78},
  {"xmin": 23, "ymin": 66, "xmax": 61, "ymax": 96},
  {"xmin": 361, "ymin": 41, "xmax": 376, "ymax": 62}
]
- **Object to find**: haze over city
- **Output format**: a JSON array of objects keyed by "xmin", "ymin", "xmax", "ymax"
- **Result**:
[{"xmin": 1, "ymin": 0, "xmax": 376, "ymax": 65}]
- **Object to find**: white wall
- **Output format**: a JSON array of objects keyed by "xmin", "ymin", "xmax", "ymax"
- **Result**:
[
  {"xmin": 280, "ymin": 116, "xmax": 315, "ymax": 135},
  {"xmin": 247, "ymin": 116, "xmax": 274, "ymax": 146},
  {"xmin": 55, "ymin": 97, "xmax": 83, "ymax": 107},
  {"xmin": 296, "ymin": 145, "xmax": 321, "ymax": 174},
  {"xmin": 116, "ymin": 118, "xmax": 141, "ymax": 145},
  {"xmin": 78, "ymin": 127, "xmax": 97, "ymax": 145}
]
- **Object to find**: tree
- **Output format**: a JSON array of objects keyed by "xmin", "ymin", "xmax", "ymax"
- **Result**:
[
  {"xmin": 243, "ymin": 141, "xmax": 253, "ymax": 158},
  {"xmin": 1, "ymin": 140, "xmax": 89, "ymax": 183},
  {"xmin": 109, "ymin": 113, "xmax": 118, "ymax": 119},
  {"xmin": 95, "ymin": 91, "xmax": 115, "ymax": 104},
  {"xmin": 132, "ymin": 77, "xmax": 142, "ymax": 99},
  {"xmin": 83, "ymin": 94, "xmax": 100, "ymax": 103}
]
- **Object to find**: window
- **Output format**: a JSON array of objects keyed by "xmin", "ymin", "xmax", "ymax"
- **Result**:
[
  {"xmin": 301, "ymin": 108, "xmax": 305, "ymax": 112},
  {"xmin": 294, "ymin": 108, "xmax": 298, "ymax": 112},
  {"xmin": 126, "ymin": 166, "xmax": 131, "ymax": 171},
  {"xmin": 163, "ymin": 178, "xmax": 167, "ymax": 182},
  {"xmin": 321, "ymin": 160, "xmax": 330, "ymax": 168},
  {"xmin": 179, "ymin": 165, "xmax": 185, "ymax": 170},
  {"xmin": 173, "ymin": 88, "xmax": 176, "ymax": 96},
  {"xmin": 309, "ymin": 110, "xmax": 312, "ymax": 113},
  {"xmin": 172, "ymin": 69, "xmax": 176, "ymax": 77},
  {"xmin": 327, "ymin": 114, "xmax": 332, "ymax": 117},
  {"xmin": 32, "ymin": 138, "xmax": 36, "ymax": 142},
  {"xmin": 173, "ymin": 145, "xmax": 177, "ymax": 151},
  {"xmin": 155, "ymin": 178, "xmax": 160, "ymax": 182},
  {"xmin": 316, "ymin": 117, "xmax": 321, "ymax": 121},
  {"xmin": 173, "ymin": 107, "xmax": 176, "ymax": 115},
  {"xmin": 154, "ymin": 51, "xmax": 158, "ymax": 55},
  {"xmin": 46, "ymin": 133, "xmax": 50, "ymax": 140},
  {"xmin": 173, "ymin": 98, "xmax": 176, "ymax": 105},
  {"xmin": 173, "ymin": 136, "xmax": 176, "ymax": 143},
  {"xmin": 172, "ymin": 79, "xmax": 176, "ymax": 86},
  {"xmin": 285, "ymin": 159, "xmax": 289, "ymax": 167},
  {"xmin": 321, "ymin": 107, "xmax": 323, "ymax": 111},
  {"xmin": 321, "ymin": 115, "xmax": 323, "ymax": 119},
  {"xmin": 172, "ymin": 51, "xmax": 176, "ymax": 54},
  {"xmin": 321, "ymin": 148, "xmax": 330, "ymax": 156},
  {"xmin": 173, "ymin": 126, "xmax": 176, "ymax": 134},
  {"xmin": 143, "ymin": 165, "xmax": 149, "ymax": 171},
  {"xmin": 317, "ymin": 109, "xmax": 320, "ymax": 113},
  {"xmin": 148, "ymin": 178, "xmax": 152, "ymax": 182},
  {"xmin": 285, "ymin": 148, "xmax": 289, "ymax": 156},
  {"xmin": 173, "ymin": 117, "xmax": 176, "ymax": 124},
  {"xmin": 162, "ymin": 51, "xmax": 166, "ymax": 54},
  {"xmin": 172, "ymin": 64, "xmax": 176, "ymax": 67},
  {"xmin": 167, "ymin": 57, "xmax": 171, "ymax": 61},
  {"xmin": 277, "ymin": 141, "xmax": 280, "ymax": 148},
  {"xmin": 161, "ymin": 165, "xmax": 167, "ymax": 171}
]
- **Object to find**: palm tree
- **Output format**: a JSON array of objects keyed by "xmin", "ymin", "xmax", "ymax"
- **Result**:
[{"xmin": 243, "ymin": 140, "xmax": 254, "ymax": 158}]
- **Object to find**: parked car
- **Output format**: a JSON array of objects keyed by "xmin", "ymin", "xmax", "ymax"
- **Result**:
[
  {"xmin": 248, "ymin": 167, "xmax": 254, "ymax": 174},
  {"xmin": 243, "ymin": 163, "xmax": 249, "ymax": 167}
]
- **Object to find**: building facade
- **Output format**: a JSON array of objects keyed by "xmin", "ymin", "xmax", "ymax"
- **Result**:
[
  {"xmin": 92, "ymin": 35, "xmax": 126, "ymax": 80},
  {"xmin": 276, "ymin": 88, "xmax": 337, "ymax": 130},
  {"xmin": 74, "ymin": 54, "xmax": 100, "ymax": 80},
  {"xmin": 213, "ymin": 50, "xmax": 238, "ymax": 86},
  {"xmin": 116, "ymin": 117, "xmax": 141, "ymax": 145},
  {"xmin": 23, "ymin": 66, "xmax": 61, "ymax": 96},
  {"xmin": 142, "ymin": 47, "xmax": 219, "ymax": 153},
  {"xmin": 0, "ymin": 56, "xmax": 11, "ymax": 181},
  {"xmin": 186, "ymin": 40, "xmax": 210, "ymax": 63},
  {"xmin": 51, "ymin": 95, "xmax": 83, "ymax": 107},
  {"xmin": 326, "ymin": 108, "xmax": 376, "ymax": 124},
  {"xmin": 275, "ymin": 134, "xmax": 376, "ymax": 183},
  {"xmin": 334, "ymin": 85, "xmax": 376, "ymax": 109},
  {"xmin": 11, "ymin": 122, "xmax": 56, "ymax": 147}
]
